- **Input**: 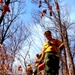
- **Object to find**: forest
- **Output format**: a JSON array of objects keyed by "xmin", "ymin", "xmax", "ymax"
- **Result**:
[{"xmin": 0, "ymin": 0, "xmax": 75, "ymax": 75}]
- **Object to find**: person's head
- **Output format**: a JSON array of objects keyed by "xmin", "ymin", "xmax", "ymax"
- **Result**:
[
  {"xmin": 36, "ymin": 54, "xmax": 39, "ymax": 57},
  {"xmin": 36, "ymin": 54, "xmax": 40, "ymax": 59},
  {"xmin": 28, "ymin": 64, "xmax": 30, "ymax": 66},
  {"xmin": 44, "ymin": 30, "xmax": 52, "ymax": 40}
]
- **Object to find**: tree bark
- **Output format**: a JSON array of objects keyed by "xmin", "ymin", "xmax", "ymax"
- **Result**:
[{"xmin": 58, "ymin": 10, "xmax": 75, "ymax": 75}]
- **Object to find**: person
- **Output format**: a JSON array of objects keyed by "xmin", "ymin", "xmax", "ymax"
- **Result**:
[
  {"xmin": 34, "ymin": 54, "xmax": 43, "ymax": 75},
  {"xmin": 37, "ymin": 30, "xmax": 64, "ymax": 75},
  {"xmin": 26, "ymin": 64, "xmax": 33, "ymax": 75}
]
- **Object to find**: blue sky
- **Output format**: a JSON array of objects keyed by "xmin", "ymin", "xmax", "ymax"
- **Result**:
[
  {"xmin": 64, "ymin": 0, "xmax": 75, "ymax": 20},
  {"xmin": 23, "ymin": 0, "xmax": 75, "ymax": 22},
  {"xmin": 23, "ymin": 0, "xmax": 39, "ymax": 22}
]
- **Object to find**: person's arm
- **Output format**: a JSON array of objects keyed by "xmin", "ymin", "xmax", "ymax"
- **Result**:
[
  {"xmin": 56, "ymin": 39, "xmax": 64, "ymax": 51},
  {"xmin": 59, "ymin": 43, "xmax": 64, "ymax": 50}
]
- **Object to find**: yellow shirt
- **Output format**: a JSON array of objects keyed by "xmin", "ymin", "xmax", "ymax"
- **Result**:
[
  {"xmin": 40, "ymin": 39, "xmax": 64, "ymax": 60},
  {"xmin": 35, "ymin": 62, "xmax": 39, "ymax": 67}
]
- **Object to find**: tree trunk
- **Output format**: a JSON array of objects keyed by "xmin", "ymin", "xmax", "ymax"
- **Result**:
[
  {"xmin": 63, "ymin": 38, "xmax": 75, "ymax": 75},
  {"xmin": 57, "ymin": 7, "xmax": 75, "ymax": 74},
  {"xmin": 63, "ymin": 26, "xmax": 75, "ymax": 75}
]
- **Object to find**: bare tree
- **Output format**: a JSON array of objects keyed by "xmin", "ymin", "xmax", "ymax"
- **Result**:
[
  {"xmin": 30, "ymin": 0, "xmax": 75, "ymax": 75},
  {"xmin": 0, "ymin": 0, "xmax": 33, "ymax": 74}
]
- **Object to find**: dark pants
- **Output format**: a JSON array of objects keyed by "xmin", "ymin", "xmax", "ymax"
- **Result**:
[
  {"xmin": 34, "ymin": 67, "xmax": 38, "ymax": 75},
  {"xmin": 27, "ymin": 70, "xmax": 33, "ymax": 75},
  {"xmin": 34, "ymin": 61, "xmax": 43, "ymax": 75},
  {"xmin": 44, "ymin": 52, "xmax": 59, "ymax": 75}
]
